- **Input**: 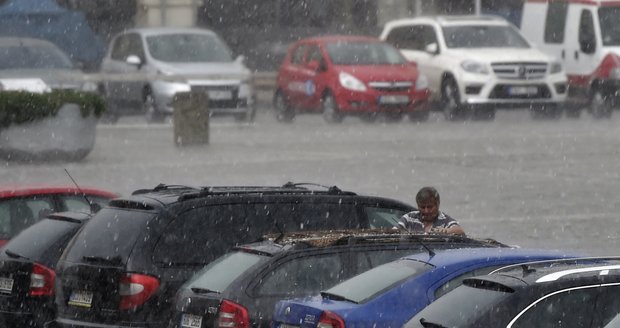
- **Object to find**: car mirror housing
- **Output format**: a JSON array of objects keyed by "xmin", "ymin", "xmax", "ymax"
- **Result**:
[
  {"xmin": 126, "ymin": 55, "xmax": 142, "ymax": 66},
  {"xmin": 425, "ymin": 43, "xmax": 439, "ymax": 55},
  {"xmin": 235, "ymin": 55, "xmax": 246, "ymax": 64}
]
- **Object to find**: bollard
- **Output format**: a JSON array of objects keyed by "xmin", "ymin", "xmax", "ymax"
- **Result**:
[{"xmin": 172, "ymin": 91, "xmax": 209, "ymax": 146}]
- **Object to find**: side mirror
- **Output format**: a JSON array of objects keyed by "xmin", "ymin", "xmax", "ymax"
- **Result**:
[
  {"xmin": 235, "ymin": 55, "xmax": 246, "ymax": 64},
  {"xmin": 425, "ymin": 43, "xmax": 439, "ymax": 55},
  {"xmin": 126, "ymin": 55, "xmax": 142, "ymax": 67}
]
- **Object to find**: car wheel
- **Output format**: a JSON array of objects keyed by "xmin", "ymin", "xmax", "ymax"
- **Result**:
[
  {"xmin": 529, "ymin": 104, "xmax": 561, "ymax": 120},
  {"xmin": 472, "ymin": 105, "xmax": 495, "ymax": 121},
  {"xmin": 408, "ymin": 111, "xmax": 430, "ymax": 122},
  {"xmin": 590, "ymin": 89, "xmax": 613, "ymax": 119},
  {"xmin": 322, "ymin": 92, "xmax": 343, "ymax": 124},
  {"xmin": 144, "ymin": 90, "xmax": 165, "ymax": 123},
  {"xmin": 441, "ymin": 78, "xmax": 466, "ymax": 121},
  {"xmin": 274, "ymin": 90, "xmax": 295, "ymax": 122},
  {"xmin": 383, "ymin": 112, "xmax": 403, "ymax": 123},
  {"xmin": 360, "ymin": 113, "xmax": 378, "ymax": 123}
]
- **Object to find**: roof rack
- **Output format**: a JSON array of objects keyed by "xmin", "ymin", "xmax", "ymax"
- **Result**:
[
  {"xmin": 176, "ymin": 182, "xmax": 355, "ymax": 201},
  {"xmin": 281, "ymin": 182, "xmax": 346, "ymax": 194},
  {"xmin": 132, "ymin": 183, "xmax": 199, "ymax": 195}
]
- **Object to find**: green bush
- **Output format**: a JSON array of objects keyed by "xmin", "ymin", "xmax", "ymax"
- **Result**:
[{"xmin": 0, "ymin": 90, "xmax": 106, "ymax": 128}]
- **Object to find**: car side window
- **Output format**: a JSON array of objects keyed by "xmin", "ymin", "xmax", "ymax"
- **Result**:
[
  {"xmin": 126, "ymin": 33, "xmax": 145, "ymax": 61},
  {"xmin": 255, "ymin": 253, "xmax": 344, "ymax": 296},
  {"xmin": 578, "ymin": 10, "xmax": 596, "ymax": 54},
  {"xmin": 595, "ymin": 285, "xmax": 620, "ymax": 328},
  {"xmin": 511, "ymin": 287, "xmax": 598, "ymax": 328},
  {"xmin": 364, "ymin": 206, "xmax": 408, "ymax": 229},
  {"xmin": 433, "ymin": 265, "xmax": 505, "ymax": 299},
  {"xmin": 111, "ymin": 34, "xmax": 131, "ymax": 60},
  {"xmin": 62, "ymin": 195, "xmax": 111, "ymax": 213},
  {"xmin": 291, "ymin": 45, "xmax": 308, "ymax": 65},
  {"xmin": 0, "ymin": 197, "xmax": 54, "ymax": 238},
  {"xmin": 305, "ymin": 45, "xmax": 324, "ymax": 65},
  {"xmin": 544, "ymin": 2, "xmax": 568, "ymax": 44},
  {"xmin": 386, "ymin": 25, "xmax": 436, "ymax": 51}
]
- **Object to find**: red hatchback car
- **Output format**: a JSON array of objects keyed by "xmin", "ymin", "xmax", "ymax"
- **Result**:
[
  {"xmin": 0, "ymin": 185, "xmax": 118, "ymax": 247},
  {"xmin": 274, "ymin": 35, "xmax": 430, "ymax": 123}
]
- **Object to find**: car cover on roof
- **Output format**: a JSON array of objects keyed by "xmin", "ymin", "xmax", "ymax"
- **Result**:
[{"xmin": 0, "ymin": 0, "xmax": 105, "ymax": 70}]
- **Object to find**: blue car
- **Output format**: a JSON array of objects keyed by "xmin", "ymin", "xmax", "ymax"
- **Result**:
[{"xmin": 272, "ymin": 247, "xmax": 578, "ymax": 328}]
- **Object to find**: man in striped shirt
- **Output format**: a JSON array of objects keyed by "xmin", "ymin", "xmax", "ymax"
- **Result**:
[{"xmin": 399, "ymin": 186, "xmax": 465, "ymax": 236}]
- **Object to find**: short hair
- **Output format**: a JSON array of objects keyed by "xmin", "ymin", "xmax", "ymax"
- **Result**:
[{"xmin": 416, "ymin": 186, "xmax": 440, "ymax": 205}]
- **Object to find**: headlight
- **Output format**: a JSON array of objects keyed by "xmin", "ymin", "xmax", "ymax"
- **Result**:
[
  {"xmin": 415, "ymin": 74, "xmax": 429, "ymax": 91},
  {"xmin": 549, "ymin": 61, "xmax": 563, "ymax": 74},
  {"xmin": 81, "ymin": 81, "xmax": 98, "ymax": 92},
  {"xmin": 461, "ymin": 60, "xmax": 489, "ymax": 74},
  {"xmin": 610, "ymin": 67, "xmax": 620, "ymax": 79},
  {"xmin": 339, "ymin": 72, "xmax": 366, "ymax": 91}
]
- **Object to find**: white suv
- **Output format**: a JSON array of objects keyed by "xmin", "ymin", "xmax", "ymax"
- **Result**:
[{"xmin": 380, "ymin": 16, "xmax": 568, "ymax": 120}]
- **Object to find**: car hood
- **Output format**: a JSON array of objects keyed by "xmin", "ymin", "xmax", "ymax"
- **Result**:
[
  {"xmin": 0, "ymin": 69, "xmax": 86, "ymax": 90},
  {"xmin": 154, "ymin": 61, "xmax": 251, "ymax": 80},
  {"xmin": 446, "ymin": 48, "xmax": 554, "ymax": 63},
  {"xmin": 336, "ymin": 64, "xmax": 418, "ymax": 83}
]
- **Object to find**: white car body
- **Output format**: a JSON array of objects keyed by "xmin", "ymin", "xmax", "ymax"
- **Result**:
[{"xmin": 380, "ymin": 16, "xmax": 568, "ymax": 119}]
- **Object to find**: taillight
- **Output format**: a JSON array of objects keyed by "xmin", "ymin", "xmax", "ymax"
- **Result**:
[
  {"xmin": 118, "ymin": 273, "xmax": 159, "ymax": 311},
  {"xmin": 317, "ymin": 311, "xmax": 345, "ymax": 328},
  {"xmin": 217, "ymin": 300, "xmax": 249, "ymax": 328},
  {"xmin": 29, "ymin": 263, "xmax": 56, "ymax": 296}
]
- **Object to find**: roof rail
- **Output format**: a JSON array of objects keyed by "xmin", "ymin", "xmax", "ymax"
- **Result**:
[
  {"xmin": 132, "ymin": 183, "xmax": 198, "ymax": 195},
  {"xmin": 282, "ymin": 182, "xmax": 347, "ymax": 194},
  {"xmin": 490, "ymin": 256, "xmax": 620, "ymax": 275}
]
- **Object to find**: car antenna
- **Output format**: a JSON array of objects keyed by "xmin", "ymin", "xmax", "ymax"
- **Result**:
[{"xmin": 64, "ymin": 168, "xmax": 101, "ymax": 213}]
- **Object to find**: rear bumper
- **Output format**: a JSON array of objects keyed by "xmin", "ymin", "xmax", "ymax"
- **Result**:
[{"xmin": 55, "ymin": 317, "xmax": 161, "ymax": 328}]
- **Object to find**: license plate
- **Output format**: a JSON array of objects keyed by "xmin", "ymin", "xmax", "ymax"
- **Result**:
[
  {"xmin": 379, "ymin": 95, "xmax": 409, "ymax": 104},
  {"xmin": 508, "ymin": 86, "xmax": 538, "ymax": 96},
  {"xmin": 279, "ymin": 324, "xmax": 299, "ymax": 328},
  {"xmin": 207, "ymin": 90, "xmax": 233, "ymax": 100},
  {"xmin": 68, "ymin": 290, "xmax": 93, "ymax": 308},
  {"xmin": 0, "ymin": 277, "xmax": 13, "ymax": 293},
  {"xmin": 181, "ymin": 313, "xmax": 203, "ymax": 328}
]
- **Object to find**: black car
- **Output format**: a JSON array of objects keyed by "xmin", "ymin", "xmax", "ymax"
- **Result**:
[
  {"xmin": 405, "ymin": 257, "xmax": 620, "ymax": 328},
  {"xmin": 0, "ymin": 211, "xmax": 92, "ymax": 328},
  {"xmin": 53, "ymin": 183, "xmax": 417, "ymax": 328},
  {"xmin": 168, "ymin": 230, "xmax": 507, "ymax": 328}
]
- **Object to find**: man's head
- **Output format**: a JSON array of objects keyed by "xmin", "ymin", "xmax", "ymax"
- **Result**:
[{"xmin": 416, "ymin": 186, "xmax": 440, "ymax": 222}]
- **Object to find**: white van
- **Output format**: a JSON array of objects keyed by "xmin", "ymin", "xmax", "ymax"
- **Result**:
[{"xmin": 521, "ymin": 0, "xmax": 620, "ymax": 118}]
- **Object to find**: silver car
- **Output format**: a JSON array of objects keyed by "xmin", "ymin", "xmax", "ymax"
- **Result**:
[{"xmin": 99, "ymin": 27, "xmax": 255, "ymax": 123}]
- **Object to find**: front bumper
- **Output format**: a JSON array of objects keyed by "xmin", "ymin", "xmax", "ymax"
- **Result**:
[{"xmin": 334, "ymin": 88, "xmax": 430, "ymax": 114}]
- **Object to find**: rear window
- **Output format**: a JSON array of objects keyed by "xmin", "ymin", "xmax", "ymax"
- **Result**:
[
  {"xmin": 186, "ymin": 251, "xmax": 267, "ymax": 292},
  {"xmin": 63, "ymin": 208, "xmax": 155, "ymax": 265},
  {"xmin": 3, "ymin": 218, "xmax": 81, "ymax": 267},
  {"xmin": 324, "ymin": 259, "xmax": 433, "ymax": 303}
]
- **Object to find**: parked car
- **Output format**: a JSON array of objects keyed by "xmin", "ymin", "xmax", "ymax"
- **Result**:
[
  {"xmin": 168, "ymin": 230, "xmax": 507, "ymax": 328},
  {"xmin": 272, "ymin": 247, "xmax": 578, "ymax": 328},
  {"xmin": 0, "ymin": 37, "xmax": 98, "ymax": 93},
  {"xmin": 0, "ymin": 211, "xmax": 93, "ymax": 328},
  {"xmin": 53, "ymin": 182, "xmax": 417, "ymax": 328},
  {"xmin": 274, "ymin": 35, "xmax": 430, "ymax": 123},
  {"xmin": 380, "ymin": 15, "xmax": 568, "ymax": 120},
  {"xmin": 405, "ymin": 257, "xmax": 620, "ymax": 328},
  {"xmin": 0, "ymin": 185, "xmax": 118, "ymax": 246},
  {"xmin": 521, "ymin": 0, "xmax": 620, "ymax": 118},
  {"xmin": 99, "ymin": 27, "xmax": 255, "ymax": 123}
]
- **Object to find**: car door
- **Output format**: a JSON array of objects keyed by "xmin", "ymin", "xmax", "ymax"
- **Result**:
[
  {"xmin": 280, "ymin": 43, "xmax": 310, "ymax": 108},
  {"xmin": 102, "ymin": 33, "xmax": 146, "ymax": 109},
  {"xmin": 565, "ymin": 7, "xmax": 601, "ymax": 79},
  {"xmin": 297, "ymin": 44, "xmax": 327, "ymax": 110}
]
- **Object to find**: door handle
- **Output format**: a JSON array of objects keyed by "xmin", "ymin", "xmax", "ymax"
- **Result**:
[
  {"xmin": 574, "ymin": 51, "xmax": 579, "ymax": 60},
  {"xmin": 561, "ymin": 50, "xmax": 565, "ymax": 59}
]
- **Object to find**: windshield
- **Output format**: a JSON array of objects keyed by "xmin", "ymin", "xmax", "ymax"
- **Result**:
[
  {"xmin": 599, "ymin": 7, "xmax": 620, "ymax": 46},
  {"xmin": 442, "ymin": 25, "xmax": 530, "ymax": 48},
  {"xmin": 146, "ymin": 33, "xmax": 233, "ymax": 63},
  {"xmin": 0, "ymin": 45, "xmax": 74, "ymax": 69},
  {"xmin": 326, "ymin": 41, "xmax": 406, "ymax": 65},
  {"xmin": 186, "ymin": 251, "xmax": 267, "ymax": 292},
  {"xmin": 324, "ymin": 259, "xmax": 433, "ymax": 303}
]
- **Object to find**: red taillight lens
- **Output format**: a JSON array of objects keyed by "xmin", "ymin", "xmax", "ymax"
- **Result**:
[
  {"xmin": 217, "ymin": 300, "xmax": 249, "ymax": 328},
  {"xmin": 317, "ymin": 311, "xmax": 345, "ymax": 328},
  {"xmin": 29, "ymin": 263, "xmax": 56, "ymax": 296},
  {"xmin": 118, "ymin": 273, "xmax": 160, "ymax": 311}
]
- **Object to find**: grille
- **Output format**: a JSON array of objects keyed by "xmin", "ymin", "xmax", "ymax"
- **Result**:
[
  {"xmin": 491, "ymin": 62, "xmax": 547, "ymax": 80},
  {"xmin": 368, "ymin": 81, "xmax": 413, "ymax": 92}
]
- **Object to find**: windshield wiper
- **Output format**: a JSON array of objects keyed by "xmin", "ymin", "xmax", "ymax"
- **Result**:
[
  {"xmin": 419, "ymin": 318, "xmax": 447, "ymax": 328},
  {"xmin": 320, "ymin": 291, "xmax": 358, "ymax": 304},
  {"xmin": 191, "ymin": 287, "xmax": 220, "ymax": 294},
  {"xmin": 5, "ymin": 249, "xmax": 30, "ymax": 261},
  {"xmin": 82, "ymin": 255, "xmax": 123, "ymax": 265}
]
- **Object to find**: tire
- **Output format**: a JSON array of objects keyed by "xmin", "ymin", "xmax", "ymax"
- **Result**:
[
  {"xmin": 360, "ymin": 113, "xmax": 378, "ymax": 123},
  {"xmin": 408, "ymin": 111, "xmax": 430, "ymax": 122},
  {"xmin": 472, "ymin": 105, "xmax": 495, "ymax": 121},
  {"xmin": 274, "ymin": 90, "xmax": 295, "ymax": 122},
  {"xmin": 590, "ymin": 89, "xmax": 613, "ymax": 119},
  {"xmin": 322, "ymin": 92, "xmax": 343, "ymax": 124},
  {"xmin": 144, "ymin": 90, "xmax": 166, "ymax": 123},
  {"xmin": 383, "ymin": 112, "xmax": 403, "ymax": 123},
  {"xmin": 441, "ymin": 78, "xmax": 467, "ymax": 121},
  {"xmin": 529, "ymin": 104, "xmax": 561, "ymax": 120}
]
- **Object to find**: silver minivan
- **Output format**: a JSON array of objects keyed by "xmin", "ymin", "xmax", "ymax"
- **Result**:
[{"xmin": 99, "ymin": 27, "xmax": 255, "ymax": 122}]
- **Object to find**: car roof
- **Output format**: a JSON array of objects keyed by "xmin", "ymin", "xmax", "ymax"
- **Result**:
[
  {"xmin": 236, "ymin": 229, "xmax": 509, "ymax": 256},
  {"xmin": 298, "ymin": 35, "xmax": 382, "ymax": 44},
  {"xmin": 121, "ymin": 26, "xmax": 217, "ymax": 37},
  {"xmin": 112, "ymin": 182, "xmax": 405, "ymax": 209},
  {"xmin": 525, "ymin": 0, "xmax": 620, "ymax": 6},
  {"xmin": 403, "ymin": 247, "xmax": 577, "ymax": 268},
  {"xmin": 384, "ymin": 15, "xmax": 510, "ymax": 29},
  {"xmin": 0, "ymin": 185, "xmax": 118, "ymax": 199},
  {"xmin": 0, "ymin": 36, "xmax": 60, "ymax": 48}
]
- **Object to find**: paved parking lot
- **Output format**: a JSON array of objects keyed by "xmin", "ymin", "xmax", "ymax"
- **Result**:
[{"xmin": 1, "ymin": 107, "xmax": 619, "ymax": 256}]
